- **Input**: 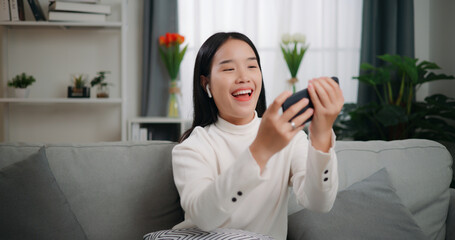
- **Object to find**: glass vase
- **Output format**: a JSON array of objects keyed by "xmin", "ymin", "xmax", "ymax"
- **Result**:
[
  {"xmin": 96, "ymin": 85, "xmax": 109, "ymax": 98},
  {"xmin": 289, "ymin": 77, "xmax": 298, "ymax": 93},
  {"xmin": 167, "ymin": 80, "xmax": 181, "ymax": 118}
]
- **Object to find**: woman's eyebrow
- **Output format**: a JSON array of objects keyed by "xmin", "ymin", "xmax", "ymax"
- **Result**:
[
  {"xmin": 218, "ymin": 57, "xmax": 257, "ymax": 65},
  {"xmin": 218, "ymin": 59, "xmax": 233, "ymax": 65}
]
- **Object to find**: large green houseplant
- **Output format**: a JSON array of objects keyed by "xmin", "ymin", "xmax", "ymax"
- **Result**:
[{"xmin": 335, "ymin": 54, "xmax": 455, "ymax": 142}]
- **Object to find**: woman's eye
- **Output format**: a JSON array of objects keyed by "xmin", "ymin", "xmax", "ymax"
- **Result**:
[
  {"xmin": 248, "ymin": 66, "xmax": 257, "ymax": 69},
  {"xmin": 223, "ymin": 68, "xmax": 234, "ymax": 72}
]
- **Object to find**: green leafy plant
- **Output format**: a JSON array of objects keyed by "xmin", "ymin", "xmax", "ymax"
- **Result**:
[
  {"xmin": 71, "ymin": 74, "xmax": 88, "ymax": 89},
  {"xmin": 90, "ymin": 71, "xmax": 112, "ymax": 87},
  {"xmin": 280, "ymin": 33, "xmax": 309, "ymax": 93},
  {"xmin": 7, "ymin": 73, "xmax": 36, "ymax": 89},
  {"xmin": 334, "ymin": 54, "xmax": 455, "ymax": 142}
]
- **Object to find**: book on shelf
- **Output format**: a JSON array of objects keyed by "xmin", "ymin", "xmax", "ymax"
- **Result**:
[
  {"xmin": 131, "ymin": 123, "xmax": 140, "ymax": 141},
  {"xmin": 16, "ymin": 0, "xmax": 25, "ymax": 20},
  {"xmin": 49, "ymin": 1, "xmax": 111, "ymax": 15},
  {"xmin": 139, "ymin": 128, "xmax": 148, "ymax": 141},
  {"xmin": 27, "ymin": 0, "xmax": 46, "ymax": 21},
  {"xmin": 48, "ymin": 11, "xmax": 106, "ymax": 22},
  {"xmin": 148, "ymin": 130, "xmax": 153, "ymax": 140},
  {"xmin": 9, "ymin": 0, "xmax": 19, "ymax": 21},
  {"xmin": 1, "ymin": 0, "xmax": 25, "ymax": 21},
  {"xmin": 49, "ymin": 0, "xmax": 100, "ymax": 3},
  {"xmin": 0, "ymin": 0, "xmax": 10, "ymax": 21}
]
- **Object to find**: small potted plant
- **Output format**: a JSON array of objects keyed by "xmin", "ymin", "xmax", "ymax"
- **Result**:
[
  {"xmin": 68, "ymin": 74, "xmax": 90, "ymax": 98},
  {"xmin": 7, "ymin": 73, "xmax": 36, "ymax": 98},
  {"xmin": 90, "ymin": 71, "xmax": 112, "ymax": 98}
]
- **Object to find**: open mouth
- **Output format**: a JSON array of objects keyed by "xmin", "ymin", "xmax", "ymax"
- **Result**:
[{"xmin": 232, "ymin": 89, "xmax": 253, "ymax": 101}]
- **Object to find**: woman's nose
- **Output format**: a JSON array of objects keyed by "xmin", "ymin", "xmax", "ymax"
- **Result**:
[{"xmin": 235, "ymin": 67, "xmax": 251, "ymax": 83}]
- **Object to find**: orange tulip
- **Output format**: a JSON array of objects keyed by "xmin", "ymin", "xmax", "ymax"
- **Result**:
[
  {"xmin": 170, "ymin": 33, "xmax": 178, "ymax": 43},
  {"xmin": 159, "ymin": 36, "xmax": 167, "ymax": 46},
  {"xmin": 165, "ymin": 33, "xmax": 171, "ymax": 43},
  {"xmin": 177, "ymin": 34, "xmax": 185, "ymax": 44},
  {"xmin": 159, "ymin": 33, "xmax": 185, "ymax": 46}
]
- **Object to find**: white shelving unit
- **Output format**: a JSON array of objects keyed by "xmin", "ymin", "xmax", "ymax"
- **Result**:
[
  {"xmin": 0, "ymin": 21, "xmax": 122, "ymax": 27},
  {"xmin": 0, "ymin": 98, "xmax": 122, "ymax": 104},
  {"xmin": 0, "ymin": 0, "xmax": 128, "ymax": 142},
  {"xmin": 128, "ymin": 117, "xmax": 192, "ymax": 142}
]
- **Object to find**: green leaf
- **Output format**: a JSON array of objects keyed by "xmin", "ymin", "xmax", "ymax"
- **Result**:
[
  {"xmin": 174, "ymin": 44, "xmax": 188, "ymax": 78},
  {"xmin": 291, "ymin": 43, "xmax": 298, "ymax": 76},
  {"xmin": 402, "ymin": 57, "xmax": 419, "ymax": 84},
  {"xmin": 417, "ymin": 61, "xmax": 440, "ymax": 71},
  {"xmin": 378, "ymin": 54, "xmax": 403, "ymax": 69},
  {"xmin": 376, "ymin": 104, "xmax": 408, "ymax": 127},
  {"xmin": 421, "ymin": 72, "xmax": 455, "ymax": 84},
  {"xmin": 281, "ymin": 45, "xmax": 294, "ymax": 76},
  {"xmin": 359, "ymin": 63, "xmax": 377, "ymax": 71},
  {"xmin": 179, "ymin": 44, "xmax": 188, "ymax": 62},
  {"xmin": 159, "ymin": 46, "xmax": 171, "ymax": 78}
]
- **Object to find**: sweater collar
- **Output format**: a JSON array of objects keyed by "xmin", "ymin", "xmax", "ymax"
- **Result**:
[{"xmin": 215, "ymin": 111, "xmax": 260, "ymax": 135}]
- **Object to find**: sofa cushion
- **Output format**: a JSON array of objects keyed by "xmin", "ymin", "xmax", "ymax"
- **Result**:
[
  {"xmin": 0, "ymin": 147, "xmax": 87, "ymax": 239},
  {"xmin": 45, "ymin": 141, "xmax": 184, "ymax": 240},
  {"xmin": 288, "ymin": 139, "xmax": 453, "ymax": 240},
  {"xmin": 143, "ymin": 228, "xmax": 274, "ymax": 240},
  {"xmin": 288, "ymin": 168, "xmax": 427, "ymax": 240},
  {"xmin": 0, "ymin": 142, "xmax": 43, "ymax": 169}
]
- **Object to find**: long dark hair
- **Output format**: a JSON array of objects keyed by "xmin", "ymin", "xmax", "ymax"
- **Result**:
[{"xmin": 179, "ymin": 32, "xmax": 267, "ymax": 142}]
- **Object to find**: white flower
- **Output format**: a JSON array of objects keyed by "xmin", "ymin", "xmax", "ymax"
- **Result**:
[
  {"xmin": 292, "ymin": 33, "xmax": 306, "ymax": 44},
  {"xmin": 282, "ymin": 33, "xmax": 291, "ymax": 44}
]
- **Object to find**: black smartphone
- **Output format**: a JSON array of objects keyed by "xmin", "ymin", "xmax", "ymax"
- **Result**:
[{"xmin": 282, "ymin": 76, "xmax": 339, "ymax": 123}]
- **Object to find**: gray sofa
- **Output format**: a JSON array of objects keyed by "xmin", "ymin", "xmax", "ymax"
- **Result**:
[{"xmin": 0, "ymin": 139, "xmax": 453, "ymax": 240}]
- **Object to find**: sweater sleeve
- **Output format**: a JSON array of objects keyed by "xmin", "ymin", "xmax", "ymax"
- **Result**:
[
  {"xmin": 172, "ymin": 129, "xmax": 268, "ymax": 231},
  {"xmin": 289, "ymin": 130, "xmax": 338, "ymax": 212}
]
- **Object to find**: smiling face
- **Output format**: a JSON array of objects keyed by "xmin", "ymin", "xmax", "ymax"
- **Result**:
[{"xmin": 204, "ymin": 39, "xmax": 263, "ymax": 125}]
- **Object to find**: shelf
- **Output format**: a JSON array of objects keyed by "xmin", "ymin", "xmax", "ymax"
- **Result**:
[
  {"xmin": 0, "ymin": 21, "xmax": 122, "ymax": 28},
  {"xmin": 0, "ymin": 98, "xmax": 122, "ymax": 104},
  {"xmin": 129, "ymin": 117, "xmax": 192, "ymax": 124},
  {"xmin": 128, "ymin": 118, "xmax": 192, "ymax": 141}
]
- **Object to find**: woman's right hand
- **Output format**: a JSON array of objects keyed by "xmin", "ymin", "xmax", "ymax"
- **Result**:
[{"xmin": 249, "ymin": 91, "xmax": 314, "ymax": 171}]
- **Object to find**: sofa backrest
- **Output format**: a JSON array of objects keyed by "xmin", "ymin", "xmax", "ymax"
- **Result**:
[
  {"xmin": 334, "ymin": 139, "xmax": 451, "ymax": 240},
  {"xmin": 44, "ymin": 141, "xmax": 184, "ymax": 240}
]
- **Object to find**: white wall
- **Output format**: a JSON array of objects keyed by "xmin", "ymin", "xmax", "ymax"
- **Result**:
[{"xmin": 415, "ymin": 0, "xmax": 455, "ymax": 101}]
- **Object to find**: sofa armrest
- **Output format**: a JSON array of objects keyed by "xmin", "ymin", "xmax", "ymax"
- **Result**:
[{"xmin": 447, "ymin": 188, "xmax": 455, "ymax": 239}]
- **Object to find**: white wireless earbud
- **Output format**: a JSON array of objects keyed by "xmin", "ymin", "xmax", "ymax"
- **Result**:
[{"xmin": 206, "ymin": 84, "xmax": 212, "ymax": 98}]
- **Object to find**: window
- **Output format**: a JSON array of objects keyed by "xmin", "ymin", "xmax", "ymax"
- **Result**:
[{"xmin": 178, "ymin": 0, "xmax": 362, "ymax": 119}]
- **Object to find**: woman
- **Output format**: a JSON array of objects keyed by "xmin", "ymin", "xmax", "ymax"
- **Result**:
[{"xmin": 172, "ymin": 32, "xmax": 344, "ymax": 239}]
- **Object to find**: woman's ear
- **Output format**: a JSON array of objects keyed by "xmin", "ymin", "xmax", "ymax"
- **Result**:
[{"xmin": 200, "ymin": 75, "xmax": 212, "ymax": 98}]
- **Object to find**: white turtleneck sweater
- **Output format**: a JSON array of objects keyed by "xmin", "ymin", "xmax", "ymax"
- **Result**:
[{"xmin": 172, "ymin": 113, "xmax": 338, "ymax": 240}]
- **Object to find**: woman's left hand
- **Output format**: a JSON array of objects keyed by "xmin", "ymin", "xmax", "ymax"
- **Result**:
[{"xmin": 307, "ymin": 77, "xmax": 344, "ymax": 152}]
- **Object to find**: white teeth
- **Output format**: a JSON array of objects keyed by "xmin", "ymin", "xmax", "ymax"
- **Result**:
[{"xmin": 232, "ymin": 89, "xmax": 252, "ymax": 96}]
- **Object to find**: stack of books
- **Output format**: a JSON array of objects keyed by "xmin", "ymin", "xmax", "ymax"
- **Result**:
[
  {"xmin": 48, "ymin": 0, "xmax": 111, "ymax": 22},
  {"xmin": 1, "ymin": 0, "xmax": 28, "ymax": 21}
]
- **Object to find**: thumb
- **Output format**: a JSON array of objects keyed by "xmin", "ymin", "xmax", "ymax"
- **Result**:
[{"xmin": 267, "ymin": 91, "xmax": 292, "ymax": 114}]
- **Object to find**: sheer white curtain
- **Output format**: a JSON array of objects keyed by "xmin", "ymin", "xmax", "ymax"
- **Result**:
[{"xmin": 178, "ymin": 0, "xmax": 363, "ymax": 119}]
